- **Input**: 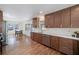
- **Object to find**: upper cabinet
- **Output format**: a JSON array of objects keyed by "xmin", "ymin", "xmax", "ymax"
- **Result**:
[
  {"xmin": 45, "ymin": 5, "xmax": 79, "ymax": 28},
  {"xmin": 62, "ymin": 8, "xmax": 71, "ymax": 28},
  {"xmin": 45, "ymin": 13, "xmax": 54, "ymax": 28},
  {"xmin": 71, "ymin": 5, "xmax": 79, "ymax": 28},
  {"xmin": 0, "ymin": 10, "xmax": 3, "ymax": 33},
  {"xmin": 0, "ymin": 11, "xmax": 3, "ymax": 22},
  {"xmin": 45, "ymin": 8, "xmax": 71, "ymax": 28},
  {"xmin": 54, "ymin": 11, "xmax": 62, "ymax": 28},
  {"xmin": 32, "ymin": 17, "xmax": 39, "ymax": 28},
  {"xmin": 45, "ymin": 11, "xmax": 62, "ymax": 28}
]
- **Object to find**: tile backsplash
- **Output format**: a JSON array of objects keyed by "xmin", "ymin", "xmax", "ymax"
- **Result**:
[
  {"xmin": 32, "ymin": 27, "xmax": 79, "ymax": 36},
  {"xmin": 42, "ymin": 28, "xmax": 79, "ymax": 35}
]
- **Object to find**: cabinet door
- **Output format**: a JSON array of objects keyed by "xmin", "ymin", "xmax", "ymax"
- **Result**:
[
  {"xmin": 77, "ymin": 41, "xmax": 79, "ymax": 54},
  {"xmin": 45, "ymin": 15, "xmax": 50, "ymax": 28},
  {"xmin": 45, "ymin": 13, "xmax": 54, "ymax": 28},
  {"xmin": 54, "ymin": 11, "xmax": 62, "ymax": 28},
  {"xmin": 0, "ymin": 22, "xmax": 2, "ymax": 33},
  {"xmin": 32, "ymin": 17, "xmax": 39, "ymax": 28},
  {"xmin": 0, "ymin": 11, "xmax": 3, "ymax": 22},
  {"xmin": 0, "ymin": 11, "xmax": 3, "ymax": 33},
  {"xmin": 50, "ymin": 36, "xmax": 59, "ymax": 50},
  {"xmin": 42, "ymin": 34, "xmax": 50, "ymax": 47},
  {"xmin": 71, "ymin": 5, "xmax": 79, "ymax": 28},
  {"xmin": 37, "ymin": 33, "xmax": 42, "ymax": 43},
  {"xmin": 34, "ymin": 33, "xmax": 39, "ymax": 42},
  {"xmin": 31, "ymin": 32, "xmax": 43, "ymax": 43},
  {"xmin": 31, "ymin": 32, "xmax": 38, "ymax": 42},
  {"xmin": 62, "ymin": 8, "xmax": 71, "ymax": 28},
  {"xmin": 59, "ymin": 38, "xmax": 73, "ymax": 55},
  {"xmin": 0, "ymin": 42, "xmax": 2, "ymax": 55},
  {"xmin": 0, "ymin": 44, "xmax": 6, "ymax": 55}
]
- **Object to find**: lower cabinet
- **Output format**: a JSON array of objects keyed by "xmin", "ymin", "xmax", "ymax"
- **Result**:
[
  {"xmin": 59, "ymin": 38, "xmax": 73, "ymax": 54},
  {"xmin": 37, "ymin": 33, "xmax": 42, "ymax": 44},
  {"xmin": 42, "ymin": 34, "xmax": 50, "ymax": 47},
  {"xmin": 31, "ymin": 32, "xmax": 51, "ymax": 47},
  {"xmin": 31, "ymin": 32, "xmax": 79, "ymax": 55},
  {"xmin": 50, "ymin": 36, "xmax": 59, "ymax": 50},
  {"xmin": 31, "ymin": 32, "xmax": 42, "ymax": 43},
  {"xmin": 0, "ymin": 42, "xmax": 6, "ymax": 55},
  {"xmin": 59, "ymin": 37, "xmax": 78, "ymax": 55},
  {"xmin": 0, "ymin": 43, "xmax": 2, "ymax": 54},
  {"xmin": 31, "ymin": 32, "xmax": 38, "ymax": 42}
]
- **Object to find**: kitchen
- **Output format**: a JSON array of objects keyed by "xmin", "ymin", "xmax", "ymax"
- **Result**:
[
  {"xmin": 31, "ymin": 5, "xmax": 79, "ymax": 55},
  {"xmin": 0, "ymin": 4, "xmax": 79, "ymax": 55}
]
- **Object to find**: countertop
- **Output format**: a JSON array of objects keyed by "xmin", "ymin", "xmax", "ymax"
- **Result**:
[{"xmin": 32, "ymin": 31, "xmax": 79, "ymax": 40}]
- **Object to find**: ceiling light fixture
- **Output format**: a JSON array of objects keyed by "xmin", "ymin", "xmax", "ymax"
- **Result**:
[{"xmin": 40, "ymin": 11, "xmax": 43, "ymax": 14}]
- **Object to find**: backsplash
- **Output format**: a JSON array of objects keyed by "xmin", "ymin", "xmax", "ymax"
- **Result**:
[
  {"xmin": 32, "ymin": 27, "xmax": 79, "ymax": 36},
  {"xmin": 32, "ymin": 28, "xmax": 42, "ymax": 32},
  {"xmin": 42, "ymin": 28, "xmax": 79, "ymax": 36}
]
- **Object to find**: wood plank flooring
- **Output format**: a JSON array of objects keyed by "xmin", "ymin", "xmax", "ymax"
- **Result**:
[{"xmin": 3, "ymin": 34, "xmax": 62, "ymax": 55}]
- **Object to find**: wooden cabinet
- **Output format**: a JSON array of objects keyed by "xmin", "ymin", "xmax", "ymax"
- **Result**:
[
  {"xmin": 0, "ymin": 10, "xmax": 6, "ymax": 55},
  {"xmin": 31, "ymin": 32, "xmax": 51, "ymax": 47},
  {"xmin": 0, "ymin": 10, "xmax": 3, "ymax": 55},
  {"xmin": 31, "ymin": 32, "xmax": 79, "ymax": 55},
  {"xmin": 50, "ymin": 36, "xmax": 59, "ymax": 50},
  {"xmin": 45, "ymin": 11, "xmax": 62, "ymax": 28},
  {"xmin": 59, "ymin": 38, "xmax": 73, "ymax": 54},
  {"xmin": 37, "ymin": 33, "xmax": 42, "ymax": 43},
  {"xmin": 0, "ymin": 11, "xmax": 3, "ymax": 22},
  {"xmin": 54, "ymin": 11, "xmax": 62, "ymax": 28},
  {"xmin": 31, "ymin": 32, "xmax": 42, "ymax": 43},
  {"xmin": 31, "ymin": 32, "xmax": 38, "ymax": 42},
  {"xmin": 45, "ymin": 8, "xmax": 71, "ymax": 28},
  {"xmin": 59, "ymin": 37, "xmax": 78, "ymax": 55},
  {"xmin": 32, "ymin": 17, "xmax": 39, "ymax": 28},
  {"xmin": 77, "ymin": 41, "xmax": 79, "ymax": 54},
  {"xmin": 45, "ymin": 14, "xmax": 50, "ymax": 28},
  {"xmin": 0, "ymin": 42, "xmax": 2, "ymax": 55},
  {"xmin": 0, "ymin": 22, "xmax": 2, "ymax": 33},
  {"xmin": 71, "ymin": 5, "xmax": 79, "ymax": 28},
  {"xmin": 42, "ymin": 34, "xmax": 50, "ymax": 47},
  {"xmin": 45, "ymin": 13, "xmax": 54, "ymax": 28},
  {"xmin": 0, "ymin": 11, "xmax": 3, "ymax": 33},
  {"xmin": 62, "ymin": 8, "xmax": 71, "ymax": 28},
  {"xmin": 45, "ymin": 5, "xmax": 79, "ymax": 28},
  {"xmin": 0, "ymin": 41, "xmax": 6, "ymax": 55}
]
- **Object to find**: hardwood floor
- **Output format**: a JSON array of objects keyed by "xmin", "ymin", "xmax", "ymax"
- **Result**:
[{"xmin": 3, "ymin": 34, "xmax": 62, "ymax": 55}]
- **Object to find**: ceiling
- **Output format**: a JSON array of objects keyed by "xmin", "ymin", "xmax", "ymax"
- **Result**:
[{"xmin": 0, "ymin": 4, "xmax": 75, "ymax": 21}]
